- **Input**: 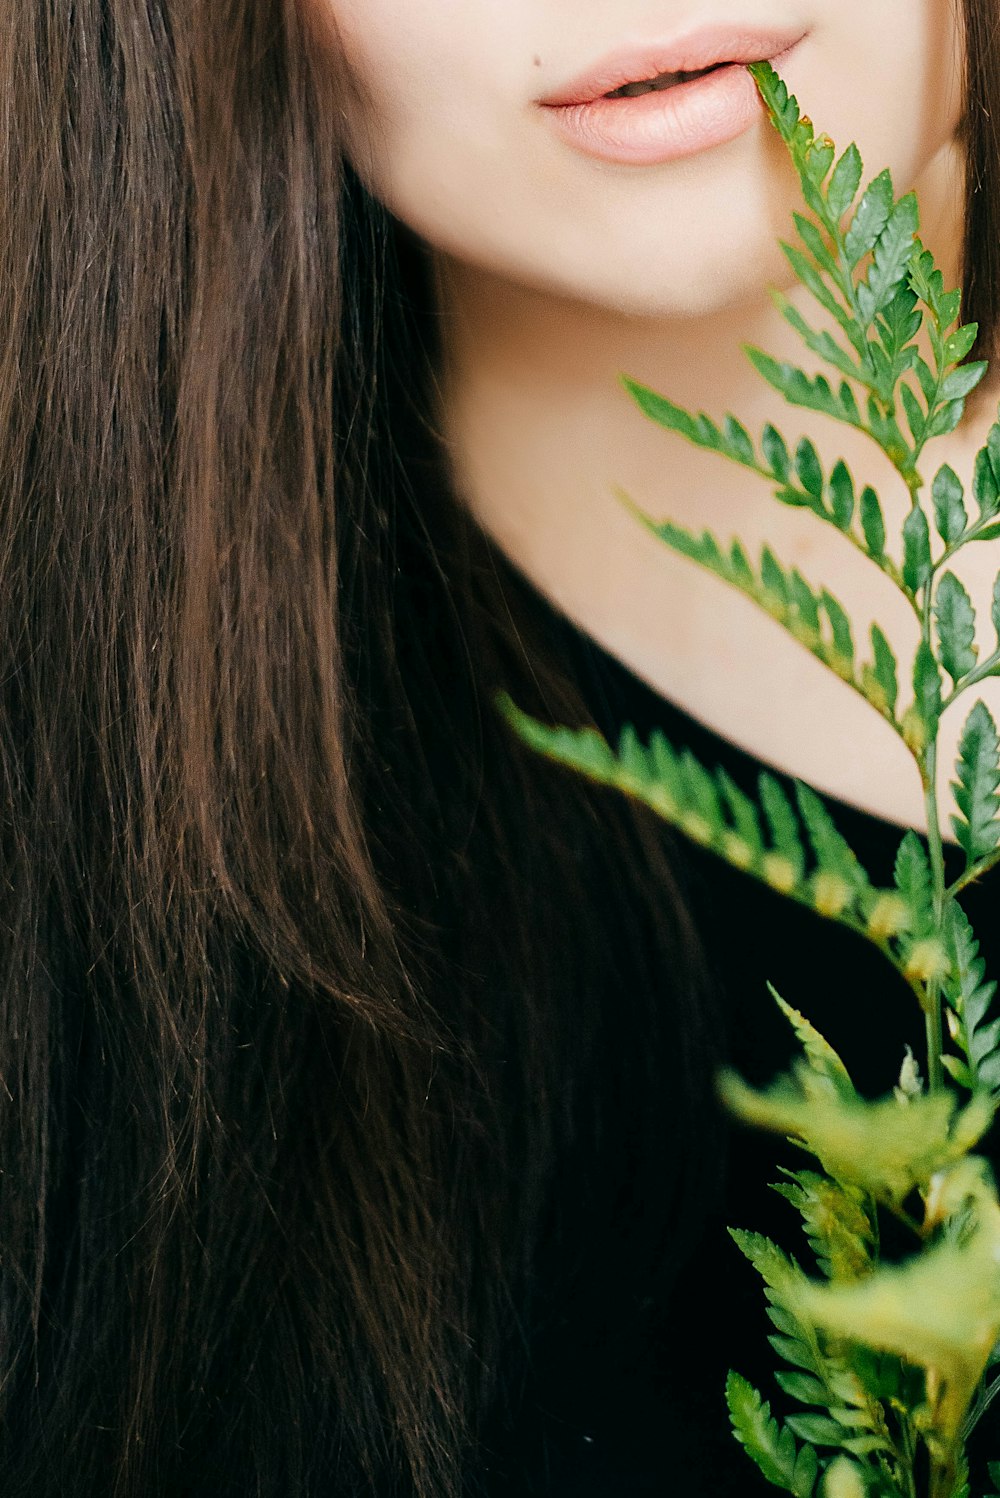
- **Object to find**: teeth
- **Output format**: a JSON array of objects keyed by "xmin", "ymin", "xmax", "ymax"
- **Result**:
[{"xmin": 605, "ymin": 65, "xmax": 716, "ymax": 99}]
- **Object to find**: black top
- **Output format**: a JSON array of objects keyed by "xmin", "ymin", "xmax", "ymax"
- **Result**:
[{"xmin": 480, "ymin": 575, "xmax": 1000, "ymax": 1497}]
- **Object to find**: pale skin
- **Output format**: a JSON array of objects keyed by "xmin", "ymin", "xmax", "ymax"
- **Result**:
[{"xmin": 323, "ymin": 0, "xmax": 992, "ymax": 843}]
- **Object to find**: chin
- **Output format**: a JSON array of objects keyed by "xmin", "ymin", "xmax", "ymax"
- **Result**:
[{"xmin": 556, "ymin": 245, "xmax": 792, "ymax": 322}]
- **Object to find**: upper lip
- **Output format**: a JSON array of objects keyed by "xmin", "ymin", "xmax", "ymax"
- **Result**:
[{"xmin": 537, "ymin": 23, "xmax": 807, "ymax": 106}]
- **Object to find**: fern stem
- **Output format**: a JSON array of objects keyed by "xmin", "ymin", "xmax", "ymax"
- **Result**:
[
  {"xmin": 924, "ymin": 987, "xmax": 944, "ymax": 1094},
  {"xmin": 961, "ymin": 1370, "xmax": 1000, "ymax": 1440},
  {"xmin": 939, "ymin": 645, "xmax": 1000, "ymax": 709},
  {"xmin": 923, "ymin": 761, "xmax": 947, "ymax": 1091},
  {"xmin": 920, "ymin": 583, "xmax": 947, "ymax": 1093},
  {"xmin": 900, "ymin": 1421, "xmax": 918, "ymax": 1498},
  {"xmin": 947, "ymin": 844, "xmax": 1000, "ymax": 897},
  {"xmin": 923, "ymin": 727, "xmax": 946, "ymax": 1098}
]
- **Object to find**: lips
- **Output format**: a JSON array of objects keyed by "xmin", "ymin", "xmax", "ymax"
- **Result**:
[
  {"xmin": 538, "ymin": 25, "xmax": 808, "ymax": 108},
  {"xmin": 536, "ymin": 24, "xmax": 807, "ymax": 168}
]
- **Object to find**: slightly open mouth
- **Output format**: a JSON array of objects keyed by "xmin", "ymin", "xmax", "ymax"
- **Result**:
[{"xmin": 603, "ymin": 63, "xmax": 727, "ymax": 99}]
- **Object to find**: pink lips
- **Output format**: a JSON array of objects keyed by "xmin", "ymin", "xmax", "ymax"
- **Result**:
[{"xmin": 537, "ymin": 25, "xmax": 807, "ymax": 166}]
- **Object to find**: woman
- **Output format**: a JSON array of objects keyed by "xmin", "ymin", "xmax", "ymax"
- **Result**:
[{"xmin": 1, "ymin": 3, "xmax": 997, "ymax": 1494}]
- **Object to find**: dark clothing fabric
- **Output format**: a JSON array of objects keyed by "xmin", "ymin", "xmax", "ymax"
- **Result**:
[{"xmin": 475, "ymin": 563, "xmax": 1000, "ymax": 1497}]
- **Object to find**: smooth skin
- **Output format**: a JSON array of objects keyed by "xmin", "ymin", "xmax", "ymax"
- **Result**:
[{"xmin": 323, "ymin": 0, "xmax": 988, "ymax": 839}]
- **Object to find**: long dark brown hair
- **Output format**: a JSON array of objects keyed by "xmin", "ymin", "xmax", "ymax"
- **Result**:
[{"xmin": 0, "ymin": 3, "xmax": 995, "ymax": 1494}]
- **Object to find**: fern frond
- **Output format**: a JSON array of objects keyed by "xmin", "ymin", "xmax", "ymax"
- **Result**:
[
  {"xmin": 942, "ymin": 901, "xmax": 1000, "ymax": 1096},
  {"xmin": 726, "ymin": 1371, "xmax": 820, "ymax": 1495},
  {"xmin": 773, "ymin": 1170, "xmax": 874, "ymax": 1280}
]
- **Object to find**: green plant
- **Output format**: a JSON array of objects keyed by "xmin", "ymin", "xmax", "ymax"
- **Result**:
[{"xmin": 498, "ymin": 62, "xmax": 1000, "ymax": 1498}]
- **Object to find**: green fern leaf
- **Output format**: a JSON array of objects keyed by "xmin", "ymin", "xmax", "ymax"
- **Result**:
[
  {"xmin": 820, "ymin": 591, "xmax": 855, "ymax": 675},
  {"xmin": 774, "ymin": 1369, "xmax": 830, "ymax": 1406},
  {"xmin": 843, "ymin": 169, "xmax": 894, "ymax": 268},
  {"xmin": 730, "ymin": 1227, "xmax": 801, "ymax": 1293},
  {"xmin": 794, "ymin": 212, "xmax": 838, "ymax": 276},
  {"xmin": 746, "ymin": 60, "xmax": 800, "ymax": 137},
  {"xmin": 827, "ymin": 461, "xmax": 855, "ymax": 530},
  {"xmin": 902, "ymin": 506, "xmax": 932, "ymax": 595},
  {"xmin": 875, "ymin": 283, "xmax": 923, "ymax": 372},
  {"xmin": 940, "ymin": 362, "xmax": 989, "ymax": 402},
  {"xmin": 637, "ymin": 521, "xmax": 916, "ymax": 737},
  {"xmin": 729, "ymin": 538, "xmax": 756, "ymax": 587},
  {"xmin": 772, "ymin": 298, "xmax": 862, "ymax": 385},
  {"xmin": 932, "ymin": 463, "xmax": 968, "ymax": 544},
  {"xmin": 763, "ymin": 421, "xmax": 792, "ymax": 480},
  {"xmin": 616, "ymin": 725, "xmax": 661, "ymax": 803},
  {"xmin": 759, "ymin": 774, "xmax": 807, "ymax": 885},
  {"xmin": 907, "ymin": 239, "xmax": 956, "ymax": 324},
  {"xmin": 776, "ymin": 244, "xmax": 851, "ymax": 328},
  {"xmin": 717, "ymin": 768, "xmax": 766, "ymax": 862},
  {"xmin": 859, "ymin": 486, "xmax": 887, "ymax": 561},
  {"xmin": 726, "ymin": 1372, "xmax": 818, "ymax": 1495},
  {"xmin": 620, "ymin": 381, "xmax": 770, "ymax": 478},
  {"xmin": 855, "ymin": 192, "xmax": 919, "ymax": 325},
  {"xmin": 793, "ymin": 784, "xmax": 870, "ymax": 914},
  {"xmin": 913, "ymin": 356, "xmax": 937, "ymax": 405},
  {"xmin": 866, "ymin": 342, "xmax": 894, "ymax": 401},
  {"xmin": 747, "ymin": 64, "xmax": 843, "ymax": 247},
  {"xmin": 679, "ymin": 745, "xmax": 725, "ymax": 829},
  {"xmin": 826, "ymin": 143, "xmax": 863, "ymax": 222},
  {"xmin": 762, "ymin": 545, "xmax": 791, "ymax": 606},
  {"xmin": 721, "ymin": 1072, "xmax": 991, "ymax": 1204},
  {"xmin": 773, "ymin": 1170, "xmax": 873, "ymax": 1280},
  {"xmin": 942, "ymin": 900, "xmax": 1000, "ymax": 1096},
  {"xmin": 788, "ymin": 569, "xmax": 822, "ymax": 638},
  {"xmin": 723, "ymin": 414, "xmax": 757, "ymax": 466},
  {"xmin": 804, "ymin": 136, "xmax": 835, "ymax": 186},
  {"xmin": 863, "ymin": 624, "xmax": 898, "ymax": 718},
  {"xmin": 620, "ymin": 380, "xmax": 761, "ymax": 473},
  {"xmin": 791, "ymin": 1203, "xmax": 1000, "ymax": 1449},
  {"xmin": 865, "ymin": 392, "xmax": 904, "ymax": 456},
  {"xmin": 651, "ymin": 520, "xmax": 728, "ymax": 576},
  {"xmin": 495, "ymin": 705, "xmax": 812, "ymax": 895},
  {"xmin": 639, "ymin": 521, "xmax": 880, "ymax": 706},
  {"xmin": 926, "ymin": 398, "xmax": 967, "ymax": 441},
  {"xmin": 934, "ymin": 572, "xmax": 978, "ymax": 686},
  {"xmin": 784, "ymin": 1413, "xmax": 846, "ymax": 1447},
  {"xmin": 893, "ymin": 831, "xmax": 948, "ymax": 990},
  {"xmin": 745, "ymin": 348, "xmax": 861, "ymax": 433},
  {"xmin": 988, "ymin": 421, "xmax": 1000, "ymax": 485},
  {"xmin": 900, "ymin": 382, "xmax": 926, "ymax": 445},
  {"xmin": 796, "ymin": 438, "xmax": 825, "ymax": 499},
  {"xmin": 912, "ymin": 639, "xmax": 943, "ymax": 732},
  {"xmin": 950, "ymin": 701, "xmax": 1000, "ymax": 864},
  {"xmin": 619, "ymin": 378, "xmax": 696, "ymax": 439},
  {"xmin": 729, "ymin": 1223, "xmax": 873, "ymax": 1466},
  {"xmin": 974, "ymin": 437, "xmax": 1000, "ymax": 524},
  {"xmin": 835, "ymin": 382, "xmax": 862, "ymax": 425},
  {"xmin": 944, "ymin": 323, "xmax": 979, "ymax": 363},
  {"xmin": 647, "ymin": 729, "xmax": 683, "ymax": 809},
  {"xmin": 769, "ymin": 985, "xmax": 855, "ymax": 1096},
  {"xmin": 892, "ymin": 830, "xmax": 936, "ymax": 941}
]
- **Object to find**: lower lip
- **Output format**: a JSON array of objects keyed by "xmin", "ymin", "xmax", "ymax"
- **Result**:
[{"xmin": 541, "ymin": 49, "xmax": 799, "ymax": 167}]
